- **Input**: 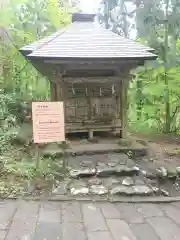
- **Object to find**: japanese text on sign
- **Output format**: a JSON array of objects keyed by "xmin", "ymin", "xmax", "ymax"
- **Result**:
[{"xmin": 32, "ymin": 102, "xmax": 65, "ymax": 143}]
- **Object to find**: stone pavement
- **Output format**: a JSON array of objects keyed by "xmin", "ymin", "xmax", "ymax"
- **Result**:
[{"xmin": 1, "ymin": 200, "xmax": 180, "ymax": 240}]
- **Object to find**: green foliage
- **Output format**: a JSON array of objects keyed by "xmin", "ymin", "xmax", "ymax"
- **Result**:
[
  {"xmin": 98, "ymin": 0, "xmax": 180, "ymax": 134},
  {"xmin": 0, "ymin": 91, "xmax": 19, "ymax": 153},
  {"xmin": 129, "ymin": 58, "xmax": 180, "ymax": 133},
  {"xmin": 0, "ymin": 0, "xmax": 73, "ymax": 197},
  {"xmin": 0, "ymin": 0, "xmax": 72, "ymax": 152},
  {"xmin": 0, "ymin": 0, "xmax": 71, "ymax": 100},
  {"xmin": 1, "ymin": 155, "xmax": 66, "ymax": 181},
  {"xmin": 48, "ymin": 0, "xmax": 71, "ymax": 29}
]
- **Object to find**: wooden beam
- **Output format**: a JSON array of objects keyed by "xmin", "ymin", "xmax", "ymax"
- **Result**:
[
  {"xmin": 44, "ymin": 59, "xmax": 144, "ymax": 65},
  {"xmin": 43, "ymin": 61, "xmax": 138, "ymax": 72},
  {"xmin": 120, "ymin": 78, "xmax": 129, "ymax": 138},
  {"xmin": 62, "ymin": 76, "xmax": 122, "ymax": 83}
]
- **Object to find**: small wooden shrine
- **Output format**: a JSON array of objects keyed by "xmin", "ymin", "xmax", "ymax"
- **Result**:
[{"xmin": 20, "ymin": 13, "xmax": 157, "ymax": 139}]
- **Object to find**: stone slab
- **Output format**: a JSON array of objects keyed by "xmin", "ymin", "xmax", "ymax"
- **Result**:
[
  {"xmin": 61, "ymin": 202, "xmax": 82, "ymax": 222},
  {"xmin": 82, "ymin": 203, "xmax": 108, "ymax": 232},
  {"xmin": 147, "ymin": 217, "xmax": 180, "ymax": 240},
  {"xmin": 107, "ymin": 219, "xmax": 137, "ymax": 240},
  {"xmin": 160, "ymin": 204, "xmax": 180, "ymax": 226},
  {"xmin": 0, "ymin": 203, "xmax": 16, "ymax": 230},
  {"xmin": 38, "ymin": 203, "xmax": 60, "ymax": 223},
  {"xmin": 34, "ymin": 223, "xmax": 61, "ymax": 240},
  {"xmin": 134, "ymin": 203, "xmax": 164, "ymax": 218},
  {"xmin": 116, "ymin": 203, "xmax": 144, "ymax": 224},
  {"xmin": 131, "ymin": 223, "xmax": 159, "ymax": 240},
  {"xmin": 62, "ymin": 222, "xmax": 86, "ymax": 240},
  {"xmin": 66, "ymin": 140, "xmax": 147, "ymax": 156},
  {"xmin": 99, "ymin": 203, "xmax": 121, "ymax": 219},
  {"xmin": 88, "ymin": 231, "xmax": 113, "ymax": 240}
]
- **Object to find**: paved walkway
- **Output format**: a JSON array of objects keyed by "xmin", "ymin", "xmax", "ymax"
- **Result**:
[{"xmin": 1, "ymin": 200, "xmax": 180, "ymax": 240}]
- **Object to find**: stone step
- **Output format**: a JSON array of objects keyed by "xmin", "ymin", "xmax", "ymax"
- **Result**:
[
  {"xmin": 69, "ymin": 166, "xmax": 140, "ymax": 178},
  {"xmin": 52, "ymin": 177, "xmax": 160, "ymax": 197},
  {"xmin": 66, "ymin": 144, "xmax": 147, "ymax": 157}
]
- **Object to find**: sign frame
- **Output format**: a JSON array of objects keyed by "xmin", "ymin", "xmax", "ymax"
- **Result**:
[{"xmin": 31, "ymin": 101, "xmax": 65, "ymax": 144}]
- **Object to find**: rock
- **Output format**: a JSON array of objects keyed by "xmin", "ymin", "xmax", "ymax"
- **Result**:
[
  {"xmin": 104, "ymin": 177, "xmax": 121, "ymax": 189},
  {"xmin": 122, "ymin": 177, "xmax": 134, "ymax": 186},
  {"xmin": 71, "ymin": 187, "xmax": 89, "ymax": 195},
  {"xmin": 90, "ymin": 185, "xmax": 108, "ymax": 195},
  {"xmin": 108, "ymin": 154, "xmax": 121, "ymax": 165},
  {"xmin": 52, "ymin": 181, "xmax": 68, "ymax": 195},
  {"xmin": 156, "ymin": 167, "xmax": 167, "ymax": 178},
  {"xmin": 67, "ymin": 179, "xmax": 87, "ymax": 190},
  {"xmin": 107, "ymin": 162, "xmax": 117, "ymax": 167},
  {"xmin": 167, "ymin": 168, "xmax": 177, "ymax": 179},
  {"xmin": 140, "ymin": 170, "xmax": 147, "ymax": 176},
  {"xmin": 176, "ymin": 167, "xmax": 180, "ymax": 175},
  {"xmin": 161, "ymin": 189, "xmax": 169, "ymax": 196},
  {"xmin": 108, "ymin": 155, "xmax": 126, "ymax": 166},
  {"xmin": 80, "ymin": 160, "xmax": 93, "ymax": 168},
  {"xmin": 110, "ymin": 186, "xmax": 134, "ymax": 195},
  {"xmin": 115, "ymin": 166, "xmax": 139, "ymax": 176},
  {"xmin": 126, "ymin": 158, "xmax": 136, "ymax": 167},
  {"xmin": 69, "ymin": 168, "xmax": 96, "ymax": 178},
  {"xmin": 68, "ymin": 179, "xmax": 89, "ymax": 195},
  {"xmin": 97, "ymin": 162, "xmax": 107, "ymax": 167},
  {"xmin": 110, "ymin": 185, "xmax": 153, "ymax": 196},
  {"xmin": 96, "ymin": 167, "xmax": 116, "ymax": 177},
  {"xmin": 146, "ymin": 179, "xmax": 158, "ymax": 185},
  {"xmin": 88, "ymin": 178, "xmax": 102, "ymax": 185},
  {"xmin": 146, "ymin": 172, "xmax": 157, "ymax": 180},
  {"xmin": 134, "ymin": 179, "xmax": 145, "ymax": 185},
  {"xmin": 132, "ymin": 185, "xmax": 153, "ymax": 195},
  {"xmin": 151, "ymin": 186, "xmax": 160, "ymax": 194}
]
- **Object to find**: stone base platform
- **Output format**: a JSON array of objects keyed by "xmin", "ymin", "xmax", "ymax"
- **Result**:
[{"xmin": 66, "ymin": 139, "xmax": 147, "ymax": 156}]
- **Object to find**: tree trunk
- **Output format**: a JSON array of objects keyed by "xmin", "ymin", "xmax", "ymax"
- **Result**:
[{"xmin": 164, "ymin": 0, "xmax": 171, "ymax": 133}]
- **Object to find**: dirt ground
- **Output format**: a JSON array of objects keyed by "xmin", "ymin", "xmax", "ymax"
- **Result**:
[{"xmin": 131, "ymin": 133, "xmax": 180, "ymax": 168}]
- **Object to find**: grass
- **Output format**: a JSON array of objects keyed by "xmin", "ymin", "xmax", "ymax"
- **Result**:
[{"xmin": 0, "ymin": 123, "xmax": 69, "ymax": 198}]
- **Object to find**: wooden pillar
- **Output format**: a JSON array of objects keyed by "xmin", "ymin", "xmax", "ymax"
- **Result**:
[
  {"xmin": 116, "ymin": 82, "xmax": 121, "ymax": 121},
  {"xmin": 58, "ymin": 75, "xmax": 66, "ymax": 124},
  {"xmin": 50, "ymin": 81, "xmax": 58, "ymax": 101},
  {"xmin": 51, "ymin": 75, "xmax": 66, "ymax": 122},
  {"xmin": 120, "ymin": 79, "xmax": 129, "ymax": 138},
  {"xmin": 88, "ymin": 130, "xmax": 94, "ymax": 139}
]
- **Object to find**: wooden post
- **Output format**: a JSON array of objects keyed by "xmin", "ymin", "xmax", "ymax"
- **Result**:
[
  {"xmin": 50, "ymin": 81, "xmax": 57, "ymax": 101},
  {"xmin": 51, "ymin": 74, "xmax": 64, "ymax": 101},
  {"xmin": 115, "ymin": 82, "xmax": 121, "ymax": 126},
  {"xmin": 89, "ymin": 130, "xmax": 94, "ymax": 140},
  {"xmin": 35, "ymin": 144, "xmax": 40, "ymax": 169},
  {"xmin": 120, "ymin": 79, "xmax": 129, "ymax": 138}
]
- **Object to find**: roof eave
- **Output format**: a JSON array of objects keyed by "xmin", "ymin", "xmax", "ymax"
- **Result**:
[
  {"xmin": 27, "ymin": 55, "xmax": 157, "ymax": 64},
  {"xmin": 19, "ymin": 48, "xmax": 32, "ymax": 57}
]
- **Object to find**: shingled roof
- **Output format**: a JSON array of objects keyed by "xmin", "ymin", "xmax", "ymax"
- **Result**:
[{"xmin": 20, "ymin": 13, "xmax": 157, "ymax": 60}]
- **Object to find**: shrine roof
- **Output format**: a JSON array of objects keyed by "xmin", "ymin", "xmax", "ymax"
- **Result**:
[{"xmin": 20, "ymin": 13, "xmax": 157, "ymax": 61}]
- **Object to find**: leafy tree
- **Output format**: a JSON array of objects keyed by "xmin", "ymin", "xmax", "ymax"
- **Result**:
[
  {"xmin": 0, "ymin": 0, "xmax": 72, "ymax": 99},
  {"xmin": 98, "ymin": 0, "xmax": 180, "ymax": 134}
]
